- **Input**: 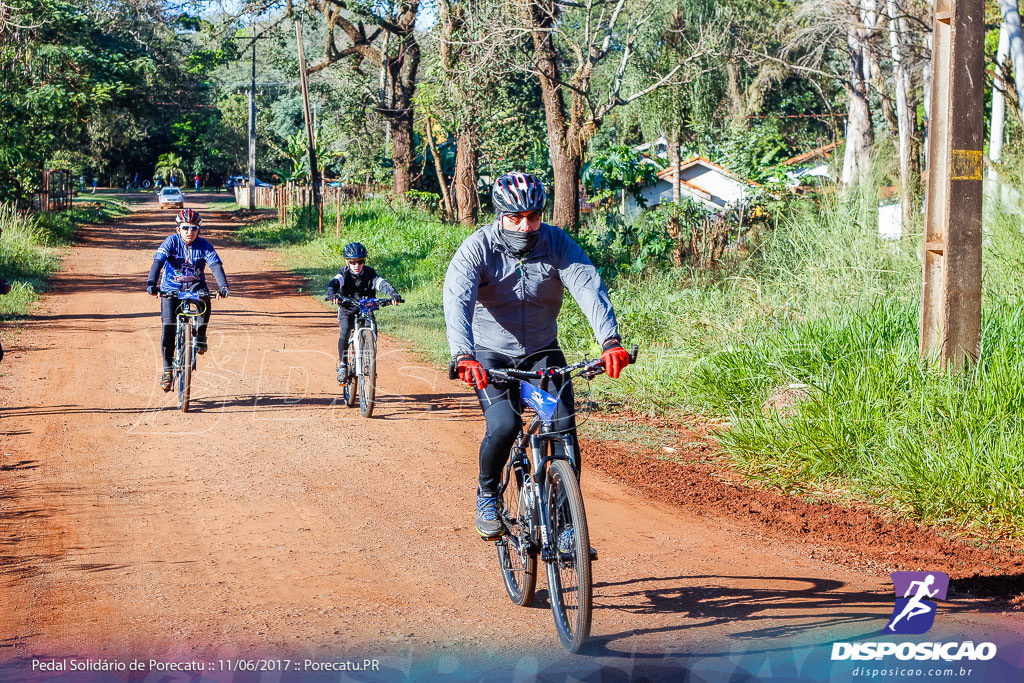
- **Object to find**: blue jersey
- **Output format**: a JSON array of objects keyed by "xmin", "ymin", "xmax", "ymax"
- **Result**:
[{"xmin": 153, "ymin": 234, "xmax": 222, "ymax": 293}]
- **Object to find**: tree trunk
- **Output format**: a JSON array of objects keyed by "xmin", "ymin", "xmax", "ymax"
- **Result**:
[
  {"xmin": 887, "ymin": 0, "xmax": 918, "ymax": 228},
  {"xmin": 530, "ymin": 0, "xmax": 581, "ymax": 229},
  {"xmin": 999, "ymin": 0, "xmax": 1024, "ymax": 121},
  {"xmin": 667, "ymin": 131, "xmax": 685, "ymax": 266},
  {"xmin": 841, "ymin": 7, "xmax": 875, "ymax": 187},
  {"xmin": 550, "ymin": 149, "xmax": 582, "ymax": 230},
  {"xmin": 991, "ymin": 22, "xmax": 1011, "ymax": 167},
  {"xmin": 424, "ymin": 114, "xmax": 455, "ymax": 222},
  {"xmin": 726, "ymin": 59, "xmax": 746, "ymax": 131},
  {"xmin": 385, "ymin": 26, "xmax": 420, "ymax": 200},
  {"xmin": 391, "ymin": 111, "xmax": 414, "ymax": 197},
  {"xmin": 454, "ymin": 127, "xmax": 479, "ymax": 225}
]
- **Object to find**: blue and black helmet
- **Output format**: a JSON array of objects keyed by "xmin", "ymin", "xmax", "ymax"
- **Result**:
[
  {"xmin": 492, "ymin": 172, "xmax": 545, "ymax": 215},
  {"xmin": 343, "ymin": 242, "xmax": 368, "ymax": 260}
]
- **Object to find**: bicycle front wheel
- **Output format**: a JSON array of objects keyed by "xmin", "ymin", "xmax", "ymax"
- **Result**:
[
  {"xmin": 179, "ymin": 322, "xmax": 193, "ymax": 413},
  {"xmin": 497, "ymin": 458, "xmax": 537, "ymax": 606},
  {"xmin": 343, "ymin": 339, "xmax": 357, "ymax": 407},
  {"xmin": 545, "ymin": 459, "xmax": 592, "ymax": 653},
  {"xmin": 357, "ymin": 328, "xmax": 376, "ymax": 418}
]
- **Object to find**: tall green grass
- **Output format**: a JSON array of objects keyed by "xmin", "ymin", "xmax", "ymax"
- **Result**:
[
  {"xmin": 0, "ymin": 199, "xmax": 127, "ymax": 316},
  {"xmin": 237, "ymin": 200, "xmax": 474, "ymax": 362},
  {"xmin": 239, "ymin": 186, "xmax": 1024, "ymax": 536}
]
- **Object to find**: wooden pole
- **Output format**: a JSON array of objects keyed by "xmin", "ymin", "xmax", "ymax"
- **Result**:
[
  {"xmin": 920, "ymin": 0, "xmax": 985, "ymax": 370},
  {"xmin": 294, "ymin": 15, "xmax": 322, "ymax": 234}
]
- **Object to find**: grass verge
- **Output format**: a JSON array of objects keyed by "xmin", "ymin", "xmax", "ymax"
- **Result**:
[
  {"xmin": 1, "ymin": 199, "xmax": 128, "ymax": 317},
  {"xmin": 236, "ymin": 187, "xmax": 1024, "ymax": 539}
]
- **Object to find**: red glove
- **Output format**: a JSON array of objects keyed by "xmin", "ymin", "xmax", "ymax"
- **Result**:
[
  {"xmin": 457, "ymin": 357, "xmax": 488, "ymax": 389},
  {"xmin": 601, "ymin": 342, "xmax": 631, "ymax": 379}
]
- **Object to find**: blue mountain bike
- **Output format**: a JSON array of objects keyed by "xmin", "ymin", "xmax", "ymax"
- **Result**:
[{"xmin": 456, "ymin": 346, "xmax": 637, "ymax": 653}]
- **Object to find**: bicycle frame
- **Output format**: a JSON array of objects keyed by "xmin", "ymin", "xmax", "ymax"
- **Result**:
[
  {"xmin": 174, "ymin": 291, "xmax": 206, "ymax": 370},
  {"xmin": 500, "ymin": 374, "xmax": 580, "ymax": 562},
  {"xmin": 344, "ymin": 298, "xmax": 384, "ymax": 375}
]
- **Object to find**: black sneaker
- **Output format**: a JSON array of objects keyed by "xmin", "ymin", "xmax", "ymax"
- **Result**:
[
  {"xmin": 160, "ymin": 370, "xmax": 173, "ymax": 392},
  {"xmin": 196, "ymin": 339, "xmax": 208, "ymax": 355},
  {"xmin": 475, "ymin": 494, "xmax": 506, "ymax": 539},
  {"xmin": 336, "ymin": 362, "xmax": 348, "ymax": 384}
]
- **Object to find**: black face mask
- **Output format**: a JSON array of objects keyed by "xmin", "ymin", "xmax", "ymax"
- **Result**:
[{"xmin": 500, "ymin": 228, "xmax": 538, "ymax": 256}]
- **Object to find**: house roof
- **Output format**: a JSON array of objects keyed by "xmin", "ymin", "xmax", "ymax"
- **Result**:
[
  {"xmin": 782, "ymin": 140, "xmax": 840, "ymax": 166},
  {"xmin": 656, "ymin": 155, "xmax": 761, "ymax": 189}
]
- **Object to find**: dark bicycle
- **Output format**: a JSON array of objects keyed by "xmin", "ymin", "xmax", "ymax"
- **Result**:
[
  {"xmin": 162, "ymin": 289, "xmax": 216, "ymax": 412},
  {"xmin": 327, "ymin": 296, "xmax": 400, "ymax": 418},
  {"xmin": 453, "ymin": 346, "xmax": 638, "ymax": 653}
]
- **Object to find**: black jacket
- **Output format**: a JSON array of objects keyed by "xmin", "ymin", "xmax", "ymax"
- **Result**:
[{"xmin": 325, "ymin": 265, "xmax": 398, "ymax": 317}]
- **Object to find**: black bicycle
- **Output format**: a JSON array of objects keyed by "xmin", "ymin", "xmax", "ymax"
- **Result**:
[
  {"xmin": 457, "ymin": 346, "xmax": 638, "ymax": 653},
  {"xmin": 162, "ymin": 289, "xmax": 213, "ymax": 412}
]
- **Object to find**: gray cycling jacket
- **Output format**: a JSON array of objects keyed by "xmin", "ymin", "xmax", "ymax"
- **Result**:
[{"xmin": 443, "ymin": 220, "xmax": 619, "ymax": 358}]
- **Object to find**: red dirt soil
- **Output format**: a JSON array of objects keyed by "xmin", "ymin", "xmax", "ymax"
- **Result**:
[{"xmin": 0, "ymin": 195, "xmax": 1021, "ymax": 673}]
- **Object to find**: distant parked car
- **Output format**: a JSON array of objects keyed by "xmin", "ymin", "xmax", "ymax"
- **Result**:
[
  {"xmin": 158, "ymin": 186, "xmax": 184, "ymax": 209},
  {"xmin": 225, "ymin": 175, "xmax": 272, "ymax": 190}
]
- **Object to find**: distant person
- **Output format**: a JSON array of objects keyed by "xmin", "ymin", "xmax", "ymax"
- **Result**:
[
  {"xmin": 0, "ymin": 277, "xmax": 9, "ymax": 364},
  {"xmin": 325, "ymin": 242, "xmax": 402, "ymax": 384},
  {"xmin": 146, "ymin": 208, "xmax": 230, "ymax": 392},
  {"xmin": 194, "ymin": 174, "xmax": 200, "ymax": 192},
  {"xmin": 91, "ymin": 177, "xmax": 97, "ymax": 194},
  {"xmin": 133, "ymin": 173, "xmax": 139, "ymax": 190}
]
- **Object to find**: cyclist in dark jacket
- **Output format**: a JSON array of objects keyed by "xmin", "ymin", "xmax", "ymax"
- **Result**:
[
  {"xmin": 326, "ymin": 242, "xmax": 402, "ymax": 383},
  {"xmin": 146, "ymin": 208, "xmax": 229, "ymax": 391},
  {"xmin": 443, "ymin": 171, "xmax": 632, "ymax": 541}
]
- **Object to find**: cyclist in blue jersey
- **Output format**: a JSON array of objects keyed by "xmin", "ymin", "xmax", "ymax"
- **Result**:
[{"xmin": 146, "ymin": 208, "xmax": 229, "ymax": 391}]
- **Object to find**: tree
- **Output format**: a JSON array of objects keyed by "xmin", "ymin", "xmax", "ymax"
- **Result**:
[
  {"xmin": 305, "ymin": 0, "xmax": 422, "ymax": 197},
  {"xmin": 634, "ymin": 0, "xmax": 727, "ymax": 264},
  {"xmin": 154, "ymin": 152, "xmax": 187, "ymax": 184},
  {"xmin": 512, "ymin": 0, "xmax": 714, "ymax": 229}
]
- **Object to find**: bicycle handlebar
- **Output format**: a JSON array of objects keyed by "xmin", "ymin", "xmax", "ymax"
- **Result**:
[
  {"xmin": 448, "ymin": 345, "xmax": 639, "ymax": 382},
  {"xmin": 160, "ymin": 289, "xmax": 224, "ymax": 300},
  {"xmin": 325, "ymin": 296, "xmax": 402, "ymax": 307}
]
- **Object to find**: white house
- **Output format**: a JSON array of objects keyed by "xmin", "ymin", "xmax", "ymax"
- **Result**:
[{"xmin": 625, "ymin": 155, "xmax": 759, "ymax": 218}]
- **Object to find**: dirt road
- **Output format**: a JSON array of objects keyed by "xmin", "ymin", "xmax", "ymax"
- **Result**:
[{"xmin": 1, "ymin": 197, "xmax": 1021, "ymax": 681}]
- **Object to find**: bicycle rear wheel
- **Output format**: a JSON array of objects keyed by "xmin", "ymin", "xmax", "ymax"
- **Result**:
[
  {"xmin": 496, "ymin": 457, "xmax": 537, "ymax": 606},
  {"xmin": 343, "ymin": 339, "xmax": 357, "ymax": 407},
  {"xmin": 357, "ymin": 328, "xmax": 376, "ymax": 418},
  {"xmin": 179, "ymin": 322, "xmax": 193, "ymax": 413},
  {"xmin": 544, "ymin": 458, "xmax": 592, "ymax": 653}
]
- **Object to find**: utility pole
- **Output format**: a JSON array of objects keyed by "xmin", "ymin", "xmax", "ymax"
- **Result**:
[
  {"xmin": 248, "ymin": 25, "xmax": 257, "ymax": 211},
  {"xmin": 920, "ymin": 0, "xmax": 985, "ymax": 370},
  {"xmin": 294, "ymin": 14, "xmax": 322, "ymax": 233}
]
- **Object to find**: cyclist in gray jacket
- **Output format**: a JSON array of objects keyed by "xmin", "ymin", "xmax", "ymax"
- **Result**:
[{"xmin": 444, "ymin": 171, "xmax": 632, "ymax": 541}]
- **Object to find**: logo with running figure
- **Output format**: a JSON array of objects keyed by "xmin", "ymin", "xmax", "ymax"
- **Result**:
[{"xmin": 884, "ymin": 571, "xmax": 949, "ymax": 635}]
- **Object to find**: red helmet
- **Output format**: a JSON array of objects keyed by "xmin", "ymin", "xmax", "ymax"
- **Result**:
[{"xmin": 175, "ymin": 208, "xmax": 202, "ymax": 227}]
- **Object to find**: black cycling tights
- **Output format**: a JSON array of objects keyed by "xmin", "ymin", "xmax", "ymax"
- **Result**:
[
  {"xmin": 337, "ymin": 313, "xmax": 357, "ymax": 362},
  {"xmin": 159, "ymin": 295, "xmax": 211, "ymax": 370},
  {"xmin": 474, "ymin": 343, "xmax": 579, "ymax": 497}
]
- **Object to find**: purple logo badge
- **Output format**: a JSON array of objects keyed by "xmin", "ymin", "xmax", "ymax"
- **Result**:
[{"xmin": 884, "ymin": 571, "xmax": 949, "ymax": 635}]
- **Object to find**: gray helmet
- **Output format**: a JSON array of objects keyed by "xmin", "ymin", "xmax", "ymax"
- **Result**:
[{"xmin": 492, "ymin": 172, "xmax": 545, "ymax": 214}]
